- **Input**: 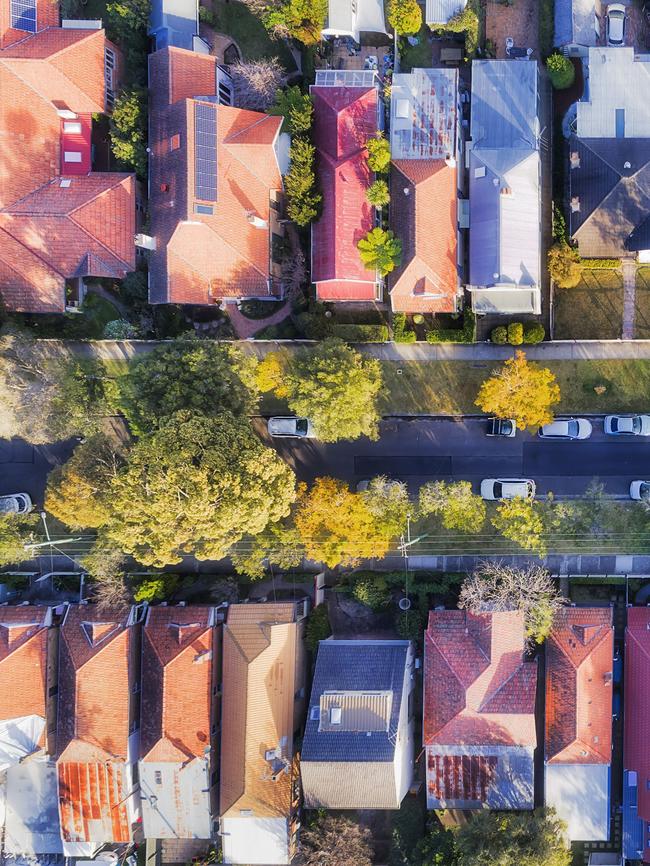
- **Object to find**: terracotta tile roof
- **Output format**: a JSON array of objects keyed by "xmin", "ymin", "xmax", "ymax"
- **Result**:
[
  {"xmin": 311, "ymin": 85, "xmax": 378, "ymax": 300},
  {"xmin": 148, "ymin": 47, "xmax": 283, "ymax": 305},
  {"xmin": 545, "ymin": 607, "xmax": 613, "ymax": 764},
  {"xmin": 140, "ymin": 606, "xmax": 215, "ymax": 763},
  {"xmin": 0, "ymin": 606, "xmax": 49, "ymax": 745},
  {"xmin": 56, "ymin": 605, "xmax": 135, "ymax": 844},
  {"xmin": 424, "ymin": 610, "xmax": 537, "ymax": 747},
  {"xmin": 219, "ymin": 603, "xmax": 305, "ymax": 820},
  {"xmin": 389, "ymin": 160, "xmax": 458, "ymax": 314},
  {"xmin": 0, "ymin": 25, "xmax": 135, "ymax": 313},
  {"xmin": 623, "ymin": 607, "xmax": 650, "ymax": 859}
]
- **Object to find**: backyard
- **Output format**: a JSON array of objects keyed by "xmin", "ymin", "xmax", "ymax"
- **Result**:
[
  {"xmin": 553, "ymin": 270, "xmax": 625, "ymax": 340},
  {"xmin": 202, "ymin": 0, "xmax": 297, "ymax": 69}
]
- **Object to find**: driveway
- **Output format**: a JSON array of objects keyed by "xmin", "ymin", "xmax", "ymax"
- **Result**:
[
  {"xmin": 254, "ymin": 415, "xmax": 650, "ymax": 498},
  {"xmin": 0, "ymin": 438, "xmax": 78, "ymax": 506}
]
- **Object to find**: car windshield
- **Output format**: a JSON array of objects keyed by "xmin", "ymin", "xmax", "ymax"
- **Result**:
[
  {"xmin": 295, "ymin": 419, "xmax": 308, "ymax": 435},
  {"xmin": 567, "ymin": 421, "xmax": 578, "ymax": 437},
  {"xmin": 633, "ymin": 417, "xmax": 642, "ymax": 434},
  {"xmin": 502, "ymin": 421, "xmax": 513, "ymax": 435},
  {"xmin": 493, "ymin": 482, "xmax": 503, "ymax": 498}
]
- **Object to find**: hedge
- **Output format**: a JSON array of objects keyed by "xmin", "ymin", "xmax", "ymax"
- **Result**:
[
  {"xmin": 330, "ymin": 323, "xmax": 389, "ymax": 342},
  {"xmin": 393, "ymin": 312, "xmax": 417, "ymax": 343},
  {"xmin": 580, "ymin": 258, "xmax": 621, "ymax": 270},
  {"xmin": 491, "ymin": 322, "xmax": 545, "ymax": 345},
  {"xmin": 426, "ymin": 310, "xmax": 476, "ymax": 344}
]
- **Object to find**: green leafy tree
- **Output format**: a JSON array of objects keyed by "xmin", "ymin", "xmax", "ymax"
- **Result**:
[
  {"xmin": 548, "ymin": 242, "xmax": 582, "ymax": 288},
  {"xmin": 283, "ymin": 338, "xmax": 383, "ymax": 442},
  {"xmin": 475, "ymin": 351, "xmax": 561, "ymax": 431},
  {"xmin": 439, "ymin": 8, "xmax": 479, "ymax": 55},
  {"xmin": 415, "ymin": 817, "xmax": 459, "ymax": 866},
  {"xmin": 366, "ymin": 178, "xmax": 391, "ymax": 208},
  {"xmin": 294, "ymin": 477, "xmax": 391, "ymax": 568},
  {"xmin": 360, "ymin": 476, "xmax": 410, "ymax": 538},
  {"xmin": 285, "ymin": 136, "xmax": 322, "ymax": 226},
  {"xmin": 546, "ymin": 53, "xmax": 576, "ymax": 89},
  {"xmin": 104, "ymin": 319, "xmax": 138, "ymax": 339},
  {"xmin": 105, "ymin": 0, "xmax": 148, "ymax": 82},
  {"xmin": 366, "ymin": 133, "xmax": 391, "ymax": 173},
  {"xmin": 297, "ymin": 814, "xmax": 373, "ymax": 866},
  {"xmin": 109, "ymin": 88, "xmax": 148, "ymax": 178},
  {"xmin": 230, "ymin": 521, "xmax": 303, "ymax": 579},
  {"xmin": 269, "ymin": 85, "xmax": 313, "ymax": 135},
  {"xmin": 419, "ymin": 480, "xmax": 486, "ymax": 533},
  {"xmin": 264, "ymin": 0, "xmax": 328, "ymax": 44},
  {"xmin": 456, "ymin": 808, "xmax": 571, "ymax": 866},
  {"xmin": 305, "ymin": 602, "xmax": 332, "ymax": 652},
  {"xmin": 104, "ymin": 412, "xmax": 296, "ymax": 567},
  {"xmin": 45, "ymin": 434, "xmax": 125, "ymax": 530},
  {"xmin": 388, "ymin": 0, "xmax": 422, "ymax": 34},
  {"xmin": 0, "ymin": 514, "xmax": 32, "ymax": 568},
  {"xmin": 459, "ymin": 562, "xmax": 566, "ymax": 646},
  {"xmin": 133, "ymin": 574, "xmax": 180, "ymax": 603},
  {"xmin": 119, "ymin": 338, "xmax": 258, "ymax": 434},
  {"xmin": 395, "ymin": 609, "xmax": 424, "ymax": 642},
  {"xmin": 352, "ymin": 575, "xmax": 390, "ymax": 610},
  {"xmin": 492, "ymin": 497, "xmax": 547, "ymax": 555},
  {"xmin": 358, "ymin": 227, "xmax": 402, "ymax": 277}
]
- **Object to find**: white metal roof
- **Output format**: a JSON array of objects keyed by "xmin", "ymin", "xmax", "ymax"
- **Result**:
[
  {"xmin": 577, "ymin": 49, "xmax": 650, "ymax": 139},
  {"xmin": 545, "ymin": 763, "xmax": 610, "ymax": 842},
  {"xmin": 0, "ymin": 715, "xmax": 44, "ymax": 772},
  {"xmin": 221, "ymin": 817, "xmax": 290, "ymax": 865},
  {"xmin": 2, "ymin": 761, "xmax": 63, "ymax": 855},
  {"xmin": 322, "ymin": 0, "xmax": 386, "ymax": 41},
  {"xmin": 139, "ymin": 759, "xmax": 212, "ymax": 840},
  {"xmin": 426, "ymin": 0, "xmax": 466, "ymax": 25}
]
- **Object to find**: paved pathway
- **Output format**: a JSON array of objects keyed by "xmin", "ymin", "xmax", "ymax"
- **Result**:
[
  {"xmin": 226, "ymin": 302, "xmax": 291, "ymax": 339},
  {"xmin": 622, "ymin": 258, "xmax": 638, "ymax": 340}
]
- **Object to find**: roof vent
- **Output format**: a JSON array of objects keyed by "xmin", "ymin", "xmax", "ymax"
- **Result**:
[
  {"xmin": 247, "ymin": 212, "xmax": 268, "ymax": 229},
  {"xmin": 604, "ymin": 671, "xmax": 613, "ymax": 685},
  {"xmin": 493, "ymin": 272, "xmax": 499, "ymax": 280},
  {"xmin": 403, "ymin": 187, "xmax": 410, "ymax": 196},
  {"xmin": 492, "ymin": 177, "xmax": 499, "ymax": 186},
  {"xmin": 60, "ymin": 179, "xmax": 72, "ymax": 188},
  {"xmin": 570, "ymin": 151, "xmax": 580, "ymax": 169},
  {"xmin": 445, "ymin": 154, "xmax": 456, "ymax": 168},
  {"xmin": 500, "ymin": 186, "xmax": 512, "ymax": 196},
  {"xmin": 580, "ymin": 749, "xmax": 589, "ymax": 756},
  {"xmin": 160, "ymin": 183, "xmax": 169, "ymax": 192},
  {"xmin": 624, "ymin": 161, "xmax": 632, "ymax": 169},
  {"xmin": 571, "ymin": 196, "xmax": 581, "ymax": 213}
]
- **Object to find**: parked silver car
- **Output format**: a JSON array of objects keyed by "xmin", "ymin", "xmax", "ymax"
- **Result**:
[
  {"xmin": 267, "ymin": 417, "xmax": 315, "ymax": 438},
  {"xmin": 538, "ymin": 418, "xmax": 592, "ymax": 440},
  {"xmin": 604, "ymin": 415, "xmax": 650, "ymax": 436},
  {"xmin": 630, "ymin": 481, "xmax": 650, "ymax": 501},
  {"xmin": 0, "ymin": 492, "xmax": 33, "ymax": 514},
  {"xmin": 606, "ymin": 3, "xmax": 626, "ymax": 46},
  {"xmin": 480, "ymin": 478, "xmax": 536, "ymax": 501}
]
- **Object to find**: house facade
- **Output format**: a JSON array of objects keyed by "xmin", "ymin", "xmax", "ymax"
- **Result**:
[
  {"xmin": 424, "ymin": 610, "xmax": 537, "ymax": 810},
  {"xmin": 388, "ymin": 67, "xmax": 463, "ymax": 314},
  {"xmin": 569, "ymin": 48, "xmax": 650, "ymax": 261},
  {"xmin": 139, "ymin": 605, "xmax": 220, "ymax": 839},
  {"xmin": 0, "ymin": 2, "xmax": 135, "ymax": 313},
  {"xmin": 301, "ymin": 639, "xmax": 415, "ymax": 810},
  {"xmin": 545, "ymin": 607, "xmax": 613, "ymax": 842},
  {"xmin": 622, "ymin": 607, "xmax": 650, "ymax": 862},
  {"xmin": 467, "ymin": 60, "xmax": 543, "ymax": 316},
  {"xmin": 219, "ymin": 601, "xmax": 308, "ymax": 865},
  {"xmin": 310, "ymin": 69, "xmax": 382, "ymax": 302}
]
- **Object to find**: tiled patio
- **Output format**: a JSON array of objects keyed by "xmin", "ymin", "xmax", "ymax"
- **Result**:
[
  {"xmin": 326, "ymin": 39, "xmax": 394, "ymax": 75},
  {"xmin": 486, "ymin": 0, "xmax": 539, "ymax": 59}
]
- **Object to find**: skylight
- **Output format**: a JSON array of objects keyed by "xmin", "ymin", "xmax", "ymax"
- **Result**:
[{"xmin": 11, "ymin": 0, "xmax": 36, "ymax": 32}]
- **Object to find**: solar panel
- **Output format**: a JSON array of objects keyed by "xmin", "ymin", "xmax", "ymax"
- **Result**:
[
  {"xmin": 11, "ymin": 0, "xmax": 36, "ymax": 31},
  {"xmin": 194, "ymin": 102, "xmax": 217, "ymax": 203}
]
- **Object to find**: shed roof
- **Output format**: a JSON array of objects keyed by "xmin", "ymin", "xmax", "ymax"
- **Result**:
[
  {"xmin": 426, "ymin": 0, "xmax": 466, "ymax": 24},
  {"xmin": 322, "ymin": 0, "xmax": 386, "ymax": 41}
]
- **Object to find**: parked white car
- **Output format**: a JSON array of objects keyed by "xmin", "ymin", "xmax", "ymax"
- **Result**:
[
  {"xmin": 480, "ymin": 478, "xmax": 536, "ymax": 501},
  {"xmin": 267, "ymin": 417, "xmax": 315, "ymax": 438},
  {"xmin": 538, "ymin": 418, "xmax": 593, "ymax": 440},
  {"xmin": 630, "ymin": 481, "xmax": 650, "ymax": 501},
  {"xmin": 0, "ymin": 492, "xmax": 33, "ymax": 514},
  {"xmin": 604, "ymin": 415, "xmax": 650, "ymax": 436},
  {"xmin": 606, "ymin": 3, "xmax": 626, "ymax": 45}
]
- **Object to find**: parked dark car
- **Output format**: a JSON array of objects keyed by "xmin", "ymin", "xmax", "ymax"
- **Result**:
[{"xmin": 487, "ymin": 418, "xmax": 516, "ymax": 437}]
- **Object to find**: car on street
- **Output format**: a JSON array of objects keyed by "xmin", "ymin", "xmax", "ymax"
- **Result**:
[
  {"xmin": 486, "ymin": 418, "xmax": 516, "ymax": 437},
  {"xmin": 538, "ymin": 418, "xmax": 593, "ymax": 440},
  {"xmin": 0, "ymin": 492, "xmax": 33, "ymax": 514},
  {"xmin": 606, "ymin": 3, "xmax": 626, "ymax": 45},
  {"xmin": 480, "ymin": 478, "xmax": 536, "ymax": 501},
  {"xmin": 604, "ymin": 414, "xmax": 650, "ymax": 436},
  {"xmin": 267, "ymin": 417, "xmax": 315, "ymax": 438},
  {"xmin": 630, "ymin": 480, "xmax": 650, "ymax": 501}
]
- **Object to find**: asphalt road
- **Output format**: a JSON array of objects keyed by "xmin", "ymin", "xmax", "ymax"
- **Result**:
[
  {"xmin": 253, "ymin": 416, "xmax": 650, "ymax": 499},
  {"xmin": 0, "ymin": 438, "xmax": 78, "ymax": 505}
]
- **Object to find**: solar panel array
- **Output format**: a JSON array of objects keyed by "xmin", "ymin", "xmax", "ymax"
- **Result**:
[
  {"xmin": 10, "ymin": 0, "xmax": 36, "ymax": 31},
  {"xmin": 194, "ymin": 102, "xmax": 217, "ymax": 203}
]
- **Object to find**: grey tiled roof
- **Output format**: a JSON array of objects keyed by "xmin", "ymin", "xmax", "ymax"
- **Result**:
[{"xmin": 301, "ymin": 640, "xmax": 410, "ymax": 763}]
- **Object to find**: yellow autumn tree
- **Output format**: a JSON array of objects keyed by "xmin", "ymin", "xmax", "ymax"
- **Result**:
[
  {"xmin": 294, "ymin": 477, "xmax": 391, "ymax": 568},
  {"xmin": 475, "ymin": 350, "xmax": 560, "ymax": 431}
]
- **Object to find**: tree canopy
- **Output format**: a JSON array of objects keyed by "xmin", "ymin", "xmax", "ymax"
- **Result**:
[
  {"xmin": 269, "ymin": 85, "xmax": 313, "ymax": 135},
  {"xmin": 475, "ymin": 351, "xmax": 561, "ymax": 431},
  {"xmin": 119, "ymin": 338, "xmax": 258, "ymax": 434},
  {"xmin": 294, "ymin": 477, "xmax": 391, "ymax": 568},
  {"xmin": 109, "ymin": 88, "xmax": 148, "ymax": 179},
  {"xmin": 547, "ymin": 241, "xmax": 582, "ymax": 288},
  {"xmin": 230, "ymin": 521, "xmax": 303, "ymax": 579},
  {"xmin": 366, "ymin": 133, "xmax": 391, "ymax": 173},
  {"xmin": 388, "ymin": 0, "xmax": 422, "ymax": 34},
  {"xmin": 0, "ymin": 514, "xmax": 32, "ymax": 568},
  {"xmin": 285, "ymin": 136, "xmax": 322, "ymax": 227},
  {"xmin": 358, "ymin": 227, "xmax": 402, "ymax": 277},
  {"xmin": 103, "ymin": 412, "xmax": 296, "ymax": 567},
  {"xmin": 283, "ymin": 339, "xmax": 384, "ymax": 442},
  {"xmin": 366, "ymin": 178, "xmax": 391, "ymax": 208},
  {"xmin": 491, "ymin": 496, "xmax": 547, "ymax": 555},
  {"xmin": 360, "ymin": 476, "xmax": 410, "ymax": 539},
  {"xmin": 456, "ymin": 808, "xmax": 571, "ymax": 866},
  {"xmin": 419, "ymin": 480, "xmax": 486, "ymax": 533}
]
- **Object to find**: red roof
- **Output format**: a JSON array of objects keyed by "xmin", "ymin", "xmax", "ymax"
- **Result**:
[
  {"xmin": 424, "ymin": 610, "xmax": 537, "ymax": 747},
  {"xmin": 389, "ymin": 160, "xmax": 458, "ymax": 314},
  {"xmin": 140, "ymin": 606, "xmax": 215, "ymax": 763},
  {"xmin": 56, "ymin": 605, "xmax": 135, "ymax": 844},
  {"xmin": 624, "ymin": 607, "xmax": 650, "ymax": 858},
  {"xmin": 545, "ymin": 607, "xmax": 613, "ymax": 764},
  {"xmin": 0, "ymin": 26, "xmax": 135, "ymax": 312},
  {"xmin": 311, "ymin": 85, "xmax": 378, "ymax": 301},
  {"xmin": 148, "ymin": 47, "xmax": 283, "ymax": 305},
  {"xmin": 0, "ymin": 606, "xmax": 49, "ymax": 746}
]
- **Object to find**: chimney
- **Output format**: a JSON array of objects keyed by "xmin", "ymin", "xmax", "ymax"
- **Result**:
[
  {"xmin": 160, "ymin": 183, "xmax": 169, "ymax": 192},
  {"xmin": 571, "ymin": 196, "xmax": 580, "ymax": 213},
  {"xmin": 624, "ymin": 161, "xmax": 632, "ymax": 170},
  {"xmin": 570, "ymin": 151, "xmax": 581, "ymax": 169}
]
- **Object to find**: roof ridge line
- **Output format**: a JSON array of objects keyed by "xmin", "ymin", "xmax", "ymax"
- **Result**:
[
  {"xmin": 223, "ymin": 112, "xmax": 279, "ymax": 145},
  {"xmin": 478, "ymin": 658, "xmax": 529, "ymax": 712},
  {"xmin": 69, "ymin": 180, "xmax": 133, "ymax": 270}
]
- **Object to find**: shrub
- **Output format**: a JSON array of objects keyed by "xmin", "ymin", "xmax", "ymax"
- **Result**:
[
  {"xmin": 268, "ymin": 85, "xmax": 313, "ymax": 136},
  {"xmin": 546, "ymin": 53, "xmax": 575, "ymax": 90},
  {"xmin": 523, "ymin": 323, "xmax": 546, "ymax": 344},
  {"xmin": 285, "ymin": 137, "xmax": 322, "ymax": 227},
  {"xmin": 426, "ymin": 309, "xmax": 476, "ymax": 343},
  {"xmin": 103, "ymin": 319, "xmax": 138, "ymax": 339},
  {"xmin": 254, "ymin": 320, "xmax": 298, "ymax": 340},
  {"xmin": 305, "ymin": 602, "xmax": 332, "ymax": 652},
  {"xmin": 393, "ymin": 312, "xmax": 417, "ymax": 343},
  {"xmin": 395, "ymin": 608, "xmax": 424, "ymax": 641},
  {"xmin": 388, "ymin": 0, "xmax": 422, "ymax": 35},
  {"xmin": 548, "ymin": 241, "xmax": 582, "ymax": 288},
  {"xmin": 552, "ymin": 201, "xmax": 568, "ymax": 243},
  {"xmin": 133, "ymin": 574, "xmax": 180, "ymax": 603},
  {"xmin": 491, "ymin": 325, "xmax": 508, "ymax": 344},
  {"xmin": 366, "ymin": 178, "xmax": 391, "ymax": 208},
  {"xmin": 109, "ymin": 88, "xmax": 148, "ymax": 179},
  {"xmin": 412, "ymin": 313, "xmax": 425, "ymax": 325},
  {"xmin": 358, "ymin": 227, "xmax": 402, "ymax": 277},
  {"xmin": 352, "ymin": 575, "xmax": 390, "ymax": 610},
  {"xmin": 440, "ymin": 8, "xmax": 479, "ymax": 55},
  {"xmin": 580, "ymin": 258, "xmax": 621, "ymax": 270},
  {"xmin": 330, "ymin": 324, "xmax": 389, "ymax": 342},
  {"xmin": 507, "ymin": 322, "xmax": 524, "ymax": 346},
  {"xmin": 294, "ymin": 310, "xmax": 332, "ymax": 340}
]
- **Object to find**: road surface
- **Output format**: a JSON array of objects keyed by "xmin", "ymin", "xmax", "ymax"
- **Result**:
[{"xmin": 0, "ymin": 438, "xmax": 77, "ymax": 505}]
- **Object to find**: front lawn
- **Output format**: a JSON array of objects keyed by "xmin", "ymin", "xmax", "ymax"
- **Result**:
[
  {"xmin": 207, "ymin": 0, "xmax": 296, "ymax": 70},
  {"xmin": 553, "ymin": 270, "xmax": 624, "ymax": 340},
  {"xmin": 634, "ymin": 267, "xmax": 650, "ymax": 338}
]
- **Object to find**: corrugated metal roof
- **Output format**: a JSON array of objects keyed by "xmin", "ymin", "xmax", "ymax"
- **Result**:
[
  {"xmin": 577, "ymin": 49, "xmax": 650, "ymax": 139},
  {"xmin": 319, "ymin": 691, "xmax": 392, "ymax": 732},
  {"xmin": 221, "ymin": 816, "xmax": 290, "ymax": 866},
  {"xmin": 390, "ymin": 68, "xmax": 457, "ymax": 161},
  {"xmin": 57, "ymin": 760, "xmax": 131, "ymax": 843},
  {"xmin": 425, "ymin": 0, "xmax": 466, "ymax": 25},
  {"xmin": 554, "ymin": 0, "xmax": 599, "ymax": 48},
  {"xmin": 140, "ymin": 760, "xmax": 211, "ymax": 840},
  {"xmin": 545, "ymin": 763, "xmax": 611, "ymax": 841}
]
